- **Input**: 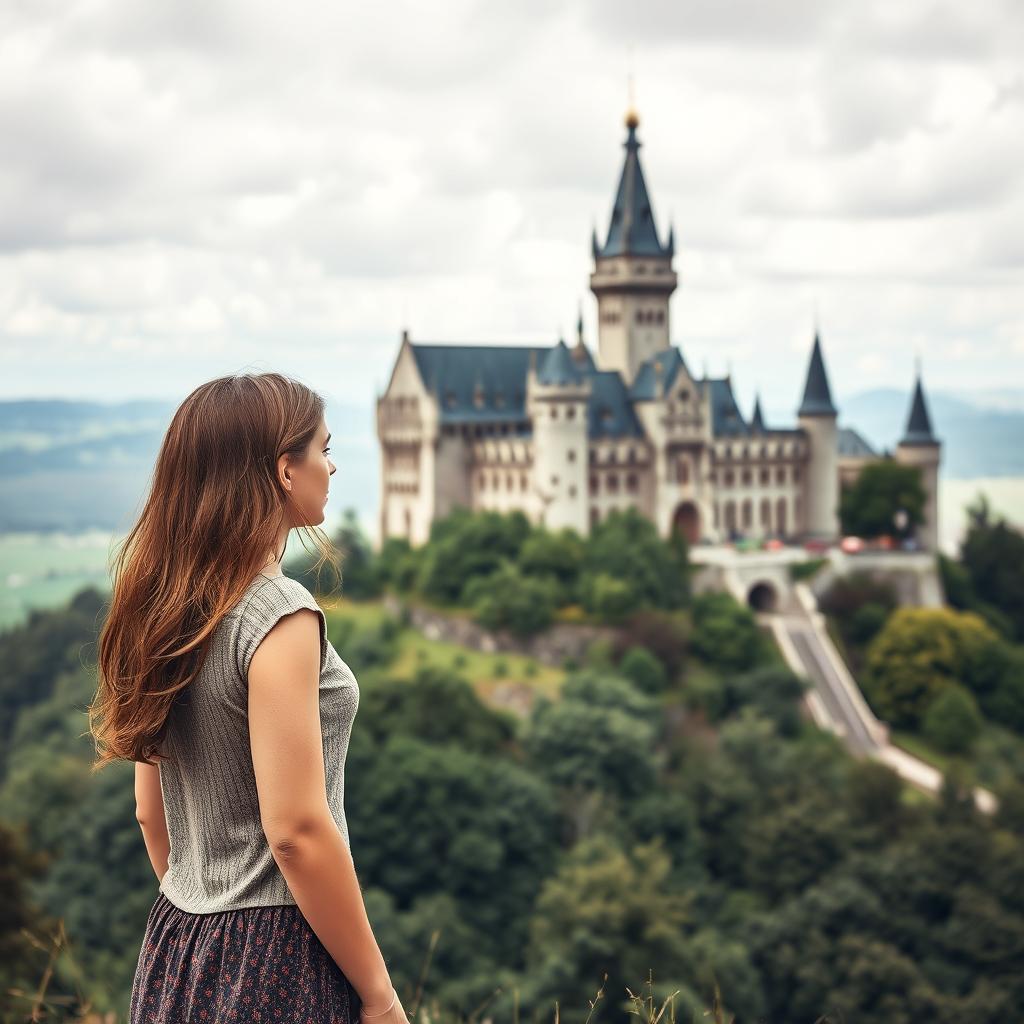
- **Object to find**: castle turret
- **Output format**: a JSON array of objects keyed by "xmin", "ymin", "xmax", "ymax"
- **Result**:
[
  {"xmin": 527, "ymin": 340, "xmax": 590, "ymax": 534},
  {"xmin": 797, "ymin": 330, "xmax": 840, "ymax": 540},
  {"xmin": 895, "ymin": 364, "xmax": 941, "ymax": 551},
  {"xmin": 589, "ymin": 108, "xmax": 677, "ymax": 386}
]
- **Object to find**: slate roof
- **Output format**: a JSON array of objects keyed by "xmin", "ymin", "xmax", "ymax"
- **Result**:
[
  {"xmin": 410, "ymin": 343, "xmax": 546, "ymax": 424},
  {"xmin": 837, "ymin": 426, "xmax": 878, "ymax": 458},
  {"xmin": 630, "ymin": 347, "xmax": 689, "ymax": 400},
  {"xmin": 750, "ymin": 394, "xmax": 766, "ymax": 432},
  {"xmin": 588, "ymin": 371, "xmax": 645, "ymax": 438},
  {"xmin": 537, "ymin": 339, "xmax": 584, "ymax": 386},
  {"xmin": 593, "ymin": 114, "xmax": 673, "ymax": 260},
  {"xmin": 798, "ymin": 332, "xmax": 838, "ymax": 417},
  {"xmin": 900, "ymin": 374, "xmax": 939, "ymax": 446},
  {"xmin": 409, "ymin": 341, "xmax": 642, "ymax": 438},
  {"xmin": 708, "ymin": 377, "xmax": 750, "ymax": 437}
]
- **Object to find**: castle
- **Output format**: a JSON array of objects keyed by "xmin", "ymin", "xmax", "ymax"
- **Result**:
[{"xmin": 376, "ymin": 109, "xmax": 941, "ymax": 551}]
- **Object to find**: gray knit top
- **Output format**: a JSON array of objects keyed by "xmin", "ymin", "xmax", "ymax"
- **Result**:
[{"xmin": 157, "ymin": 572, "xmax": 360, "ymax": 914}]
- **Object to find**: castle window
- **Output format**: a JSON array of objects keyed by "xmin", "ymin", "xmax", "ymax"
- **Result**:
[
  {"xmin": 793, "ymin": 466, "xmax": 801, "ymax": 482},
  {"xmin": 589, "ymin": 474, "xmax": 598, "ymax": 495},
  {"xmin": 626, "ymin": 473, "xmax": 638, "ymax": 493},
  {"xmin": 776, "ymin": 498, "xmax": 788, "ymax": 534},
  {"xmin": 742, "ymin": 469, "xmax": 752, "ymax": 486},
  {"xmin": 713, "ymin": 502, "xmax": 720, "ymax": 527},
  {"xmin": 709, "ymin": 470, "xmax": 717, "ymax": 484},
  {"xmin": 607, "ymin": 473, "xmax": 619, "ymax": 494},
  {"xmin": 657, "ymin": 309, "xmax": 665, "ymax": 324},
  {"xmin": 507, "ymin": 473, "xmax": 514, "ymax": 490},
  {"xmin": 678, "ymin": 389, "xmax": 688, "ymax": 401},
  {"xmin": 493, "ymin": 472, "xmax": 500, "ymax": 489},
  {"xmin": 742, "ymin": 499, "xmax": 752, "ymax": 528},
  {"xmin": 760, "ymin": 498, "xmax": 771, "ymax": 526},
  {"xmin": 521, "ymin": 472, "xmax": 528, "ymax": 491},
  {"xmin": 677, "ymin": 459, "xmax": 690, "ymax": 484},
  {"xmin": 760, "ymin": 468, "xmax": 769, "ymax": 485},
  {"xmin": 567, "ymin": 405, "xmax": 576, "ymax": 419},
  {"xmin": 724, "ymin": 469, "xmax": 734, "ymax": 486},
  {"xmin": 776, "ymin": 466, "xmax": 786, "ymax": 484},
  {"xmin": 568, "ymin": 449, "xmax": 576, "ymax": 462},
  {"xmin": 478, "ymin": 473, "xmax": 486, "ymax": 490},
  {"xmin": 551, "ymin": 407, "xmax": 559, "ymax": 419},
  {"xmin": 627, "ymin": 447, "xmax": 636, "ymax": 463}
]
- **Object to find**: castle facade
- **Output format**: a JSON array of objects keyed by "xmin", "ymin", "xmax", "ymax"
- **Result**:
[{"xmin": 376, "ymin": 110, "xmax": 941, "ymax": 551}]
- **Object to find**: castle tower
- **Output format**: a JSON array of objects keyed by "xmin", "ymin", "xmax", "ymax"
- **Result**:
[
  {"xmin": 894, "ymin": 364, "xmax": 941, "ymax": 551},
  {"xmin": 797, "ymin": 330, "xmax": 840, "ymax": 540},
  {"xmin": 589, "ymin": 108, "xmax": 677, "ymax": 386},
  {"xmin": 527, "ymin": 340, "xmax": 590, "ymax": 534}
]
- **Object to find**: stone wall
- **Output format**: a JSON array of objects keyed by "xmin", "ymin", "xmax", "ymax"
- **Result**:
[{"xmin": 382, "ymin": 594, "xmax": 618, "ymax": 666}]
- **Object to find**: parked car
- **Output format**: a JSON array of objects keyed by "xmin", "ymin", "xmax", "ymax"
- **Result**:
[{"xmin": 840, "ymin": 535, "xmax": 864, "ymax": 553}]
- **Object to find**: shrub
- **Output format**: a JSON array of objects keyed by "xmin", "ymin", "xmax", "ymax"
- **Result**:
[
  {"xmin": 923, "ymin": 684, "xmax": 983, "ymax": 754},
  {"xmin": 619, "ymin": 646, "xmax": 668, "ymax": 695},
  {"xmin": 690, "ymin": 592, "xmax": 762, "ymax": 672},
  {"xmin": 465, "ymin": 562, "xmax": 558, "ymax": 636}
]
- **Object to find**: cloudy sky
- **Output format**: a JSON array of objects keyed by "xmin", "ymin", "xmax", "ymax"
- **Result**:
[{"xmin": 2, "ymin": 0, "xmax": 1022, "ymax": 423}]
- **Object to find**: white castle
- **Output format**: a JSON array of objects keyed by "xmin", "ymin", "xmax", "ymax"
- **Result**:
[{"xmin": 376, "ymin": 109, "xmax": 941, "ymax": 551}]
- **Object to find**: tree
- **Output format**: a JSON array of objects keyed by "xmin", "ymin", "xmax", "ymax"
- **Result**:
[
  {"xmin": 838, "ymin": 459, "xmax": 926, "ymax": 539},
  {"xmin": 690, "ymin": 592, "xmax": 763, "ymax": 672},
  {"xmin": 864, "ymin": 606, "xmax": 1004, "ymax": 729},
  {"xmin": 464, "ymin": 561, "xmax": 558, "ymax": 636},
  {"xmin": 524, "ymin": 834, "xmax": 695, "ymax": 1024},
  {"xmin": 959, "ymin": 492, "xmax": 1024, "ymax": 642},
  {"xmin": 923, "ymin": 684, "xmax": 983, "ymax": 754}
]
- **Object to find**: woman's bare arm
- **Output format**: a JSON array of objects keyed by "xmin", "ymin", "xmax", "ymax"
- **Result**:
[
  {"xmin": 248, "ymin": 607, "xmax": 394, "ymax": 1011},
  {"xmin": 134, "ymin": 761, "xmax": 170, "ymax": 883}
]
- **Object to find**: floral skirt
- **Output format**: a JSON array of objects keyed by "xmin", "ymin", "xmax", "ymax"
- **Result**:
[{"xmin": 129, "ymin": 891, "xmax": 363, "ymax": 1023}]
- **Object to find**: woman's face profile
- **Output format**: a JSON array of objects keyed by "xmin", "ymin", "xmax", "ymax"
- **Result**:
[{"xmin": 280, "ymin": 417, "xmax": 336, "ymax": 527}]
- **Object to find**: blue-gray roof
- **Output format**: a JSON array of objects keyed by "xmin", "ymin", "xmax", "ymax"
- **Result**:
[
  {"xmin": 594, "ymin": 117, "xmax": 672, "ymax": 260},
  {"xmin": 750, "ymin": 394, "xmax": 766, "ymax": 432},
  {"xmin": 588, "ymin": 371, "xmax": 645, "ymax": 438},
  {"xmin": 708, "ymin": 377, "xmax": 750, "ymax": 437},
  {"xmin": 410, "ymin": 343, "xmax": 546, "ymax": 423},
  {"xmin": 900, "ymin": 375, "xmax": 939, "ymax": 446},
  {"xmin": 798, "ymin": 332, "xmax": 838, "ymax": 417},
  {"xmin": 409, "ymin": 341, "xmax": 642, "ymax": 438},
  {"xmin": 630, "ymin": 347, "xmax": 689, "ymax": 400},
  {"xmin": 537, "ymin": 340, "xmax": 583, "ymax": 386},
  {"xmin": 838, "ymin": 426, "xmax": 877, "ymax": 457}
]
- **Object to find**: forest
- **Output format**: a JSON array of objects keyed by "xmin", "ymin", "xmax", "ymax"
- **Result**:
[{"xmin": 2, "ymin": 497, "xmax": 1023, "ymax": 1022}]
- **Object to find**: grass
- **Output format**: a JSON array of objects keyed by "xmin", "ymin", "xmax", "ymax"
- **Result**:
[{"xmin": 320, "ymin": 595, "xmax": 566, "ymax": 704}]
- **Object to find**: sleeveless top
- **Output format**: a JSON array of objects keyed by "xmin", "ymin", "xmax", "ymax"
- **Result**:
[{"xmin": 156, "ymin": 572, "xmax": 360, "ymax": 914}]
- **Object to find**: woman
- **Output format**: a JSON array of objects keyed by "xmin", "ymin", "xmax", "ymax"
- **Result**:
[{"xmin": 89, "ymin": 373, "xmax": 409, "ymax": 1024}]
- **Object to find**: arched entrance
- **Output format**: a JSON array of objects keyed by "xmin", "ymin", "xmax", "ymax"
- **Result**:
[
  {"xmin": 671, "ymin": 501, "xmax": 701, "ymax": 545},
  {"xmin": 747, "ymin": 580, "xmax": 779, "ymax": 612}
]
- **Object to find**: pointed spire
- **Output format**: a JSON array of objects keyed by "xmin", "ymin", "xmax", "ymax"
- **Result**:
[
  {"xmin": 594, "ymin": 108, "xmax": 671, "ymax": 259},
  {"xmin": 798, "ymin": 329, "xmax": 837, "ymax": 417},
  {"xmin": 750, "ymin": 393, "xmax": 765, "ymax": 432},
  {"xmin": 899, "ymin": 364, "xmax": 939, "ymax": 446},
  {"xmin": 577, "ymin": 302, "xmax": 584, "ymax": 346}
]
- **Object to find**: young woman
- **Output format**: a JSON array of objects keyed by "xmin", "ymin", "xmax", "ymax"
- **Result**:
[{"xmin": 89, "ymin": 373, "xmax": 409, "ymax": 1024}]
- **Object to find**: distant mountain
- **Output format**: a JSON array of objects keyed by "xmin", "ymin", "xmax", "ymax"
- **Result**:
[
  {"xmin": 762, "ymin": 388, "xmax": 1024, "ymax": 479},
  {"xmin": 0, "ymin": 386, "xmax": 1020, "ymax": 534},
  {"xmin": 0, "ymin": 398, "xmax": 377, "ymax": 533}
]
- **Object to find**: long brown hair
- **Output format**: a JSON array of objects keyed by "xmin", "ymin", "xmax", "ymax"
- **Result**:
[{"xmin": 88, "ymin": 373, "xmax": 340, "ymax": 772}]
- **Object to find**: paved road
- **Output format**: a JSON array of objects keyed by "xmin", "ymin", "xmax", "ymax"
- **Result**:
[{"xmin": 777, "ymin": 616, "xmax": 881, "ymax": 757}]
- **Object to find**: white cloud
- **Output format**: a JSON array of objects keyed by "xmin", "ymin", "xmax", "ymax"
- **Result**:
[{"xmin": 0, "ymin": 0, "xmax": 1022, "ymax": 406}]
